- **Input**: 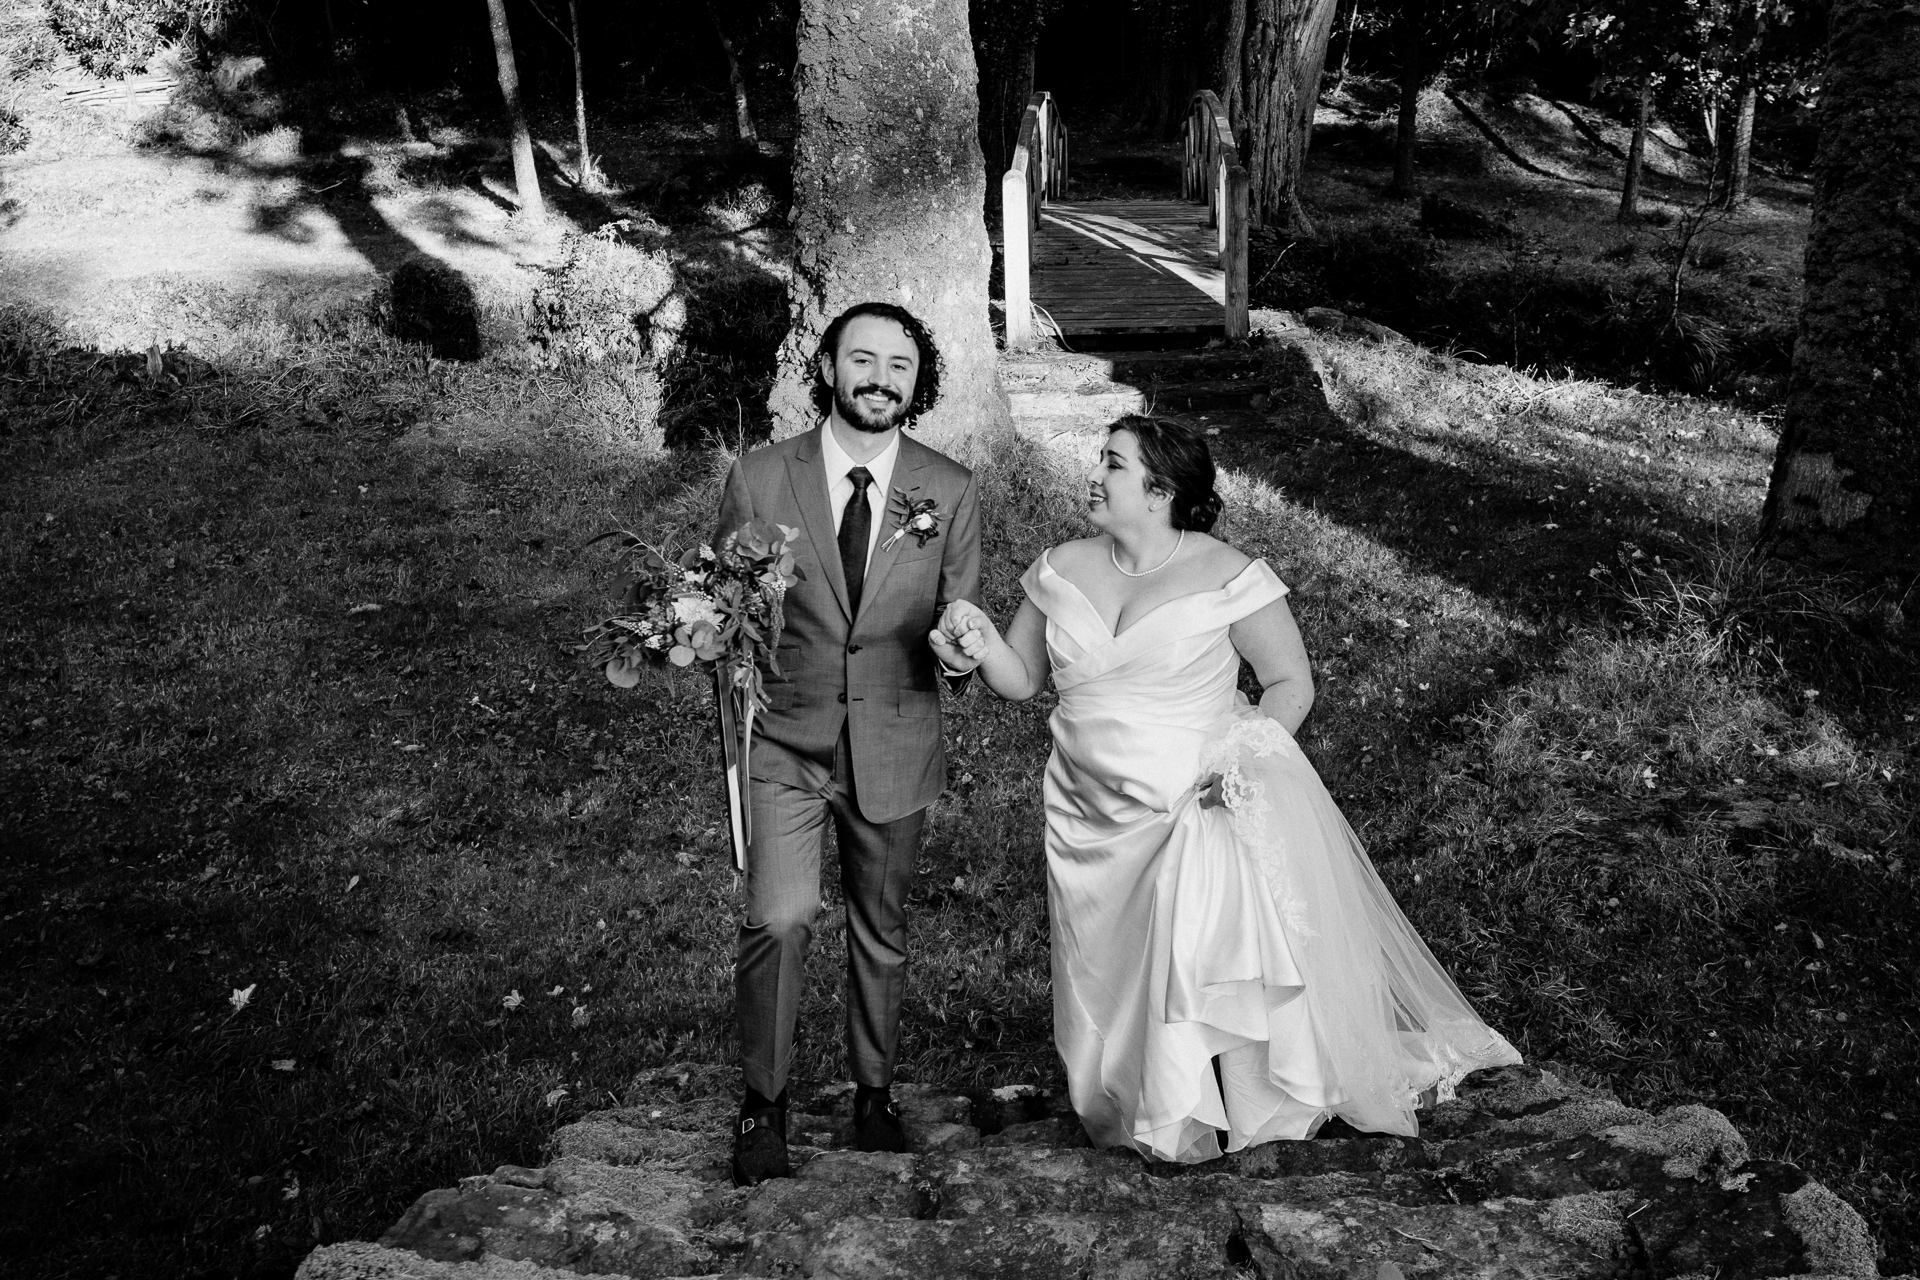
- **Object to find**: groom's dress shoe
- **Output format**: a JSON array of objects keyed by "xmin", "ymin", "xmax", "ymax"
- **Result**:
[
  {"xmin": 853, "ymin": 1085, "xmax": 908, "ymax": 1153},
  {"xmin": 731, "ymin": 1094, "xmax": 791, "ymax": 1186}
]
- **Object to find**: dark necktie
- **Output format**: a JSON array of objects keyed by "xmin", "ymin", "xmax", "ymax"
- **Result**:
[{"xmin": 839, "ymin": 466, "xmax": 873, "ymax": 617}]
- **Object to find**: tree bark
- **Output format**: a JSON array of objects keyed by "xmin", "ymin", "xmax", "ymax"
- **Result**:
[
  {"xmin": 483, "ymin": 0, "xmax": 544, "ymax": 220},
  {"xmin": 1217, "ymin": 0, "xmax": 1247, "ymax": 117},
  {"xmin": 1759, "ymin": 0, "xmax": 1920, "ymax": 572},
  {"xmin": 1617, "ymin": 75, "xmax": 1651, "ymax": 224},
  {"xmin": 1388, "ymin": 9, "xmax": 1420, "ymax": 198},
  {"xmin": 770, "ymin": 0, "xmax": 1012, "ymax": 445},
  {"xmin": 708, "ymin": 1, "xmax": 759, "ymax": 148},
  {"xmin": 570, "ymin": 0, "xmax": 597, "ymax": 188},
  {"xmin": 1720, "ymin": 81, "xmax": 1756, "ymax": 207},
  {"xmin": 1238, "ymin": 0, "xmax": 1342, "ymax": 230}
]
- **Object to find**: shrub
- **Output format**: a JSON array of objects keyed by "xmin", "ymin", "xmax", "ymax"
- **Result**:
[
  {"xmin": 526, "ymin": 229, "xmax": 677, "ymax": 369},
  {"xmin": 45, "ymin": 0, "xmax": 232, "ymax": 78},
  {"xmin": 5, "ymin": 24, "xmax": 62, "ymax": 77},
  {"xmin": 0, "ymin": 107, "xmax": 27, "ymax": 154}
]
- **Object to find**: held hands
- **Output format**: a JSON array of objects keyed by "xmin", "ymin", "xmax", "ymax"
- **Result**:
[{"xmin": 929, "ymin": 599, "xmax": 996, "ymax": 674}]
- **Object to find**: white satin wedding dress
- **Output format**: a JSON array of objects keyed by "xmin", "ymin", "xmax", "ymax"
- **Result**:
[{"xmin": 1026, "ymin": 551, "xmax": 1520, "ymax": 1163}]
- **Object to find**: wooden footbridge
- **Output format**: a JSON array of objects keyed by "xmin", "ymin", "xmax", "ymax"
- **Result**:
[{"xmin": 1001, "ymin": 92, "xmax": 1249, "ymax": 347}]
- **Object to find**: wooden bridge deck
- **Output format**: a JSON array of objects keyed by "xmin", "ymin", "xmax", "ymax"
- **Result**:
[{"xmin": 1030, "ymin": 200, "xmax": 1226, "ymax": 339}]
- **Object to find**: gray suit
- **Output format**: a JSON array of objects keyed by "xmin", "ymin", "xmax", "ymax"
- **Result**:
[{"xmin": 715, "ymin": 427, "xmax": 980, "ymax": 1097}]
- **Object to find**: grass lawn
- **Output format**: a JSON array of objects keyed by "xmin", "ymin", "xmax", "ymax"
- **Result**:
[{"xmin": 3, "ymin": 78, "xmax": 1917, "ymax": 1280}]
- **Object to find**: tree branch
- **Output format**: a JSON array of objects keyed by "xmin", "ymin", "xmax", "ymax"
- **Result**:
[{"xmin": 515, "ymin": 0, "xmax": 574, "ymax": 49}]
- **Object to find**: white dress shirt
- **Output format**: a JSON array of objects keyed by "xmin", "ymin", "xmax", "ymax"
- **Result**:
[{"xmin": 820, "ymin": 423, "xmax": 900, "ymax": 560}]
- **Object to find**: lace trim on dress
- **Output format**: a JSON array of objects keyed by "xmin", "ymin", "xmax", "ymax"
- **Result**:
[{"xmin": 1197, "ymin": 717, "xmax": 1315, "ymax": 939}]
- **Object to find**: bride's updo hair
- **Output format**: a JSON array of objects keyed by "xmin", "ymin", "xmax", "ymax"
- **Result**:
[{"xmin": 1111, "ymin": 416, "xmax": 1224, "ymax": 533}]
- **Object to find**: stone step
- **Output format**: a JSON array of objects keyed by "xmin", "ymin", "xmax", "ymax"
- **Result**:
[
  {"xmin": 998, "ymin": 347, "xmax": 1271, "ymax": 389},
  {"xmin": 999, "ymin": 347, "xmax": 1275, "ymax": 423},
  {"xmin": 1007, "ymin": 378, "xmax": 1276, "ymax": 420},
  {"xmin": 1000, "ymin": 335, "xmax": 1341, "ymax": 443},
  {"xmin": 1014, "ymin": 406, "xmax": 1278, "ymax": 441},
  {"xmin": 295, "ymin": 1065, "xmax": 1882, "ymax": 1280}
]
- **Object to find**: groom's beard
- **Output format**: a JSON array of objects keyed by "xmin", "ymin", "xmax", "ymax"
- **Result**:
[{"xmin": 834, "ymin": 382, "xmax": 908, "ymax": 432}]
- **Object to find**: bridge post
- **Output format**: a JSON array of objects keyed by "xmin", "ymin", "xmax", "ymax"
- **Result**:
[
  {"xmin": 1215, "ymin": 159, "xmax": 1228, "ymax": 251},
  {"xmin": 1003, "ymin": 168, "xmax": 1032, "ymax": 349},
  {"xmin": 1225, "ymin": 165, "xmax": 1250, "ymax": 341}
]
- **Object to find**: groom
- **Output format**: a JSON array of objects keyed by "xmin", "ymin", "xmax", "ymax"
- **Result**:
[{"xmin": 713, "ymin": 301, "xmax": 983, "ymax": 1185}]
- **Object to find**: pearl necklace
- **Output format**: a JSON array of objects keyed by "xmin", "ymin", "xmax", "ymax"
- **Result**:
[{"xmin": 1110, "ymin": 530, "xmax": 1184, "ymax": 577}]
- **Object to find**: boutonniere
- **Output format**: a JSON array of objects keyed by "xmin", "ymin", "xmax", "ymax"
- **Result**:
[{"xmin": 880, "ymin": 488, "xmax": 944, "ymax": 551}]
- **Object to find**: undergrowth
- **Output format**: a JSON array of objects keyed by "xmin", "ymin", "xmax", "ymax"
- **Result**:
[{"xmin": 1250, "ymin": 217, "xmax": 1796, "ymax": 401}]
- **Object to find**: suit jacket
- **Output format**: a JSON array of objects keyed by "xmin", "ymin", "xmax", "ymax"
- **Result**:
[{"xmin": 715, "ymin": 427, "xmax": 981, "ymax": 824}]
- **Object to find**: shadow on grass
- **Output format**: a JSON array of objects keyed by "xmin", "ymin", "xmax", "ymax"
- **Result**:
[{"xmin": 0, "ymin": 290, "xmax": 748, "ymax": 1278}]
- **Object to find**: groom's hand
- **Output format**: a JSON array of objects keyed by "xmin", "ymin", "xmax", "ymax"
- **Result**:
[
  {"xmin": 931, "ymin": 600, "xmax": 991, "ymax": 673},
  {"xmin": 929, "ymin": 626, "xmax": 980, "ymax": 673}
]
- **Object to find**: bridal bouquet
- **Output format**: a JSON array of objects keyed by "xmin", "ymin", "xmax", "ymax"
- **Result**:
[{"xmin": 583, "ymin": 519, "xmax": 805, "ymax": 870}]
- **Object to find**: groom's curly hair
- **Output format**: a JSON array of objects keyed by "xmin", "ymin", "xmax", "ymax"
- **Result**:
[
  {"xmin": 811, "ymin": 302, "xmax": 944, "ymax": 428},
  {"xmin": 1111, "ymin": 416, "xmax": 1225, "ymax": 533}
]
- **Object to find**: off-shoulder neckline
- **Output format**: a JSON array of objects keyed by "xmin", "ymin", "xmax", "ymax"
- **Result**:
[{"xmin": 1038, "ymin": 550, "xmax": 1273, "ymax": 640}]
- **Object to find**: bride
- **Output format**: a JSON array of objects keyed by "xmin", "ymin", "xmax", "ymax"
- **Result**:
[{"xmin": 938, "ymin": 417, "xmax": 1519, "ymax": 1162}]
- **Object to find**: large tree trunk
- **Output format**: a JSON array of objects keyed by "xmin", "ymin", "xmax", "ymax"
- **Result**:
[
  {"xmin": 1617, "ymin": 75, "xmax": 1651, "ymax": 224},
  {"xmin": 1387, "ymin": 9, "xmax": 1420, "ymax": 198},
  {"xmin": 483, "ymin": 0, "xmax": 544, "ymax": 220},
  {"xmin": 1759, "ymin": 0, "xmax": 1920, "ymax": 571},
  {"xmin": 1238, "ymin": 0, "xmax": 1342, "ymax": 230},
  {"xmin": 770, "ymin": 0, "xmax": 1012, "ymax": 445},
  {"xmin": 708, "ymin": 1, "xmax": 759, "ymax": 148},
  {"xmin": 1217, "ymin": 0, "xmax": 1248, "ymax": 117}
]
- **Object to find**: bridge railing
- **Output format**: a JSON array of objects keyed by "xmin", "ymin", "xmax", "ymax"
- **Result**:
[
  {"xmin": 1181, "ymin": 90, "xmax": 1249, "ymax": 340},
  {"xmin": 1002, "ymin": 91, "xmax": 1068, "ymax": 350}
]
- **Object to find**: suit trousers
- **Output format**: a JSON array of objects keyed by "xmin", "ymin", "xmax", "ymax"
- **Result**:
[{"xmin": 736, "ymin": 727, "xmax": 923, "ymax": 1099}]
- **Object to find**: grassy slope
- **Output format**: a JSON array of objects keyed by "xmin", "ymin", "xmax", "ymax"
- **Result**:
[
  {"xmin": 2, "ymin": 81, "xmax": 1917, "ymax": 1280},
  {"xmin": 4, "ymin": 300, "xmax": 1915, "ymax": 1277}
]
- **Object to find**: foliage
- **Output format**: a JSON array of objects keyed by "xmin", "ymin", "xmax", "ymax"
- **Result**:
[
  {"xmin": 527, "ymin": 228, "xmax": 679, "ymax": 370},
  {"xmin": 3, "ymin": 19, "xmax": 62, "ymax": 78},
  {"xmin": 1552, "ymin": 0, "xmax": 1825, "ymax": 122},
  {"xmin": 584, "ymin": 519, "xmax": 802, "ymax": 702},
  {"xmin": 45, "ymin": 0, "xmax": 234, "ymax": 78}
]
